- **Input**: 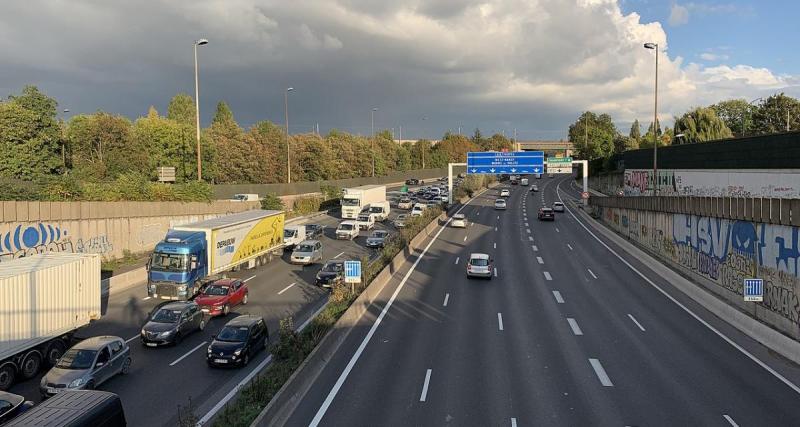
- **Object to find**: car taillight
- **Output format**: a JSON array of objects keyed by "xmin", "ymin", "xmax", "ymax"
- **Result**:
[{"xmin": 467, "ymin": 264, "xmax": 472, "ymax": 271}]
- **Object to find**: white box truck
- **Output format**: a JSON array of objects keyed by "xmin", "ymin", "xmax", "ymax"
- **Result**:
[
  {"xmin": 341, "ymin": 185, "xmax": 386, "ymax": 219},
  {"xmin": 147, "ymin": 210, "xmax": 285, "ymax": 300},
  {"xmin": 0, "ymin": 253, "xmax": 102, "ymax": 390},
  {"xmin": 283, "ymin": 225, "xmax": 306, "ymax": 249}
]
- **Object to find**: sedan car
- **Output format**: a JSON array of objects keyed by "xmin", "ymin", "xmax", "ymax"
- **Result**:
[
  {"xmin": 291, "ymin": 240, "xmax": 323, "ymax": 265},
  {"xmin": 394, "ymin": 214, "xmax": 408, "ymax": 228},
  {"xmin": 140, "ymin": 301, "xmax": 206, "ymax": 346},
  {"xmin": 451, "ymin": 213, "xmax": 467, "ymax": 228},
  {"xmin": 553, "ymin": 202, "xmax": 565, "ymax": 212},
  {"xmin": 207, "ymin": 315, "xmax": 269, "ymax": 368},
  {"xmin": 0, "ymin": 391, "xmax": 33, "ymax": 424},
  {"xmin": 411, "ymin": 203, "xmax": 426, "ymax": 217},
  {"xmin": 466, "ymin": 253, "xmax": 493, "ymax": 279},
  {"xmin": 494, "ymin": 198, "xmax": 507, "ymax": 210},
  {"xmin": 538, "ymin": 207, "xmax": 555, "ymax": 221},
  {"xmin": 500, "ymin": 189, "xmax": 511, "ymax": 197},
  {"xmin": 40, "ymin": 336, "xmax": 131, "ymax": 399},
  {"xmin": 315, "ymin": 260, "xmax": 345, "ymax": 288},
  {"xmin": 195, "ymin": 279, "xmax": 249, "ymax": 317},
  {"xmin": 397, "ymin": 198, "xmax": 413, "ymax": 210},
  {"xmin": 366, "ymin": 230, "xmax": 390, "ymax": 248}
]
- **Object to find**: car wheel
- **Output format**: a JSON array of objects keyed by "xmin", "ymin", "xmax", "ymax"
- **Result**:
[
  {"xmin": 242, "ymin": 294, "xmax": 248, "ymax": 305},
  {"xmin": 20, "ymin": 351, "xmax": 42, "ymax": 380},
  {"xmin": 121, "ymin": 357, "xmax": 131, "ymax": 375},
  {"xmin": 0, "ymin": 363, "xmax": 16, "ymax": 391},
  {"xmin": 223, "ymin": 305, "xmax": 230, "ymax": 316},
  {"xmin": 199, "ymin": 319, "xmax": 206, "ymax": 331}
]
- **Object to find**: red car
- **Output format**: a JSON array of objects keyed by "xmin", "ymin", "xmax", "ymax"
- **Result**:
[{"xmin": 194, "ymin": 278, "xmax": 248, "ymax": 317}]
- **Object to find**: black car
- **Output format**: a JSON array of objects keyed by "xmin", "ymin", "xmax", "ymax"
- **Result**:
[
  {"xmin": 207, "ymin": 315, "xmax": 269, "ymax": 367},
  {"xmin": 140, "ymin": 301, "xmax": 205, "ymax": 347},
  {"xmin": 5, "ymin": 391, "xmax": 125, "ymax": 427},
  {"xmin": 315, "ymin": 260, "xmax": 345, "ymax": 288},
  {"xmin": 0, "ymin": 391, "xmax": 33, "ymax": 424},
  {"xmin": 405, "ymin": 178, "xmax": 420, "ymax": 185},
  {"xmin": 305, "ymin": 224, "xmax": 325, "ymax": 239}
]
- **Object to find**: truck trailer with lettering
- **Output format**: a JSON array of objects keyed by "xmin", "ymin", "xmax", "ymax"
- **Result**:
[{"xmin": 147, "ymin": 210, "xmax": 285, "ymax": 300}]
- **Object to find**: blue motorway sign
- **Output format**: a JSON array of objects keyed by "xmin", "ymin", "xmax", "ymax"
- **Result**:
[
  {"xmin": 344, "ymin": 260, "xmax": 362, "ymax": 284},
  {"xmin": 743, "ymin": 278, "xmax": 763, "ymax": 302},
  {"xmin": 466, "ymin": 151, "xmax": 544, "ymax": 174}
]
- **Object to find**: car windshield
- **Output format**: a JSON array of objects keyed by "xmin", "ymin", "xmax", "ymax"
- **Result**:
[
  {"xmin": 496, "ymin": 200, "xmax": 505, "ymax": 204},
  {"xmin": 454, "ymin": 214, "xmax": 464, "ymax": 219},
  {"xmin": 470, "ymin": 258, "xmax": 489, "ymax": 266},
  {"xmin": 216, "ymin": 326, "xmax": 249, "ymax": 343},
  {"xmin": 150, "ymin": 252, "xmax": 189, "ymax": 272},
  {"xmin": 296, "ymin": 244, "xmax": 314, "ymax": 253},
  {"xmin": 57, "ymin": 349, "xmax": 97, "ymax": 370},
  {"xmin": 397, "ymin": 215, "xmax": 407, "ymax": 220},
  {"xmin": 284, "ymin": 229, "xmax": 296, "ymax": 238},
  {"xmin": 371, "ymin": 231, "xmax": 387, "ymax": 238},
  {"xmin": 341, "ymin": 198, "xmax": 360, "ymax": 206},
  {"xmin": 370, "ymin": 207, "xmax": 382, "ymax": 213},
  {"xmin": 339, "ymin": 224, "xmax": 354, "ymax": 230},
  {"xmin": 322, "ymin": 262, "xmax": 342, "ymax": 273},
  {"xmin": 203, "ymin": 285, "xmax": 230, "ymax": 296},
  {"xmin": 400, "ymin": 198, "xmax": 410, "ymax": 203},
  {"xmin": 152, "ymin": 309, "xmax": 181, "ymax": 323}
]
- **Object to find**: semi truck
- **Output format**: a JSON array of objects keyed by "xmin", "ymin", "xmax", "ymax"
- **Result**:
[
  {"xmin": 341, "ymin": 185, "xmax": 386, "ymax": 219},
  {"xmin": 147, "ymin": 210, "xmax": 285, "ymax": 300},
  {"xmin": 0, "ymin": 253, "xmax": 102, "ymax": 390}
]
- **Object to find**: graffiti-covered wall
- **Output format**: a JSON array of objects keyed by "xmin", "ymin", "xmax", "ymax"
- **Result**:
[
  {"xmin": 623, "ymin": 169, "xmax": 800, "ymax": 198},
  {"xmin": 0, "ymin": 201, "xmax": 260, "ymax": 263},
  {"xmin": 595, "ymin": 205, "xmax": 800, "ymax": 340}
]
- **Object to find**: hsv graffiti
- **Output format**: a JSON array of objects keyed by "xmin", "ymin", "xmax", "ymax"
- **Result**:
[{"xmin": 0, "ymin": 222, "xmax": 114, "ymax": 261}]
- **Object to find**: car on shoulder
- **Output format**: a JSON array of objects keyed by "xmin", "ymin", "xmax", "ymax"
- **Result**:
[
  {"xmin": 531, "ymin": 185, "xmax": 539, "ymax": 192},
  {"xmin": 397, "ymin": 197, "xmax": 413, "ymax": 210},
  {"xmin": 494, "ymin": 199, "xmax": 507, "ymax": 210},
  {"xmin": 140, "ymin": 301, "xmax": 206, "ymax": 345},
  {"xmin": 290, "ymin": 240, "xmax": 323, "ymax": 265},
  {"xmin": 405, "ymin": 178, "xmax": 420, "ymax": 185},
  {"xmin": 538, "ymin": 207, "xmax": 555, "ymax": 221},
  {"xmin": 315, "ymin": 260, "xmax": 346, "ymax": 288},
  {"xmin": 207, "ymin": 315, "xmax": 269, "ymax": 368},
  {"xmin": 466, "ymin": 253, "xmax": 493, "ymax": 279},
  {"xmin": 0, "ymin": 391, "xmax": 33, "ymax": 424},
  {"xmin": 40, "ymin": 336, "xmax": 131, "ymax": 399},
  {"xmin": 451, "ymin": 213, "xmax": 467, "ymax": 228},
  {"xmin": 553, "ymin": 201, "xmax": 565, "ymax": 212},
  {"xmin": 500, "ymin": 189, "xmax": 510, "ymax": 197},
  {"xmin": 394, "ymin": 214, "xmax": 409, "ymax": 228},
  {"xmin": 366, "ymin": 229, "xmax": 390, "ymax": 248}
]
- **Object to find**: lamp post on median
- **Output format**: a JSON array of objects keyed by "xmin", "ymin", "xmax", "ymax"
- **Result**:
[
  {"xmin": 285, "ymin": 87, "xmax": 294, "ymax": 183},
  {"xmin": 644, "ymin": 42, "xmax": 659, "ymax": 196},
  {"xmin": 194, "ymin": 38, "xmax": 209, "ymax": 181},
  {"xmin": 371, "ymin": 107, "xmax": 378, "ymax": 176}
]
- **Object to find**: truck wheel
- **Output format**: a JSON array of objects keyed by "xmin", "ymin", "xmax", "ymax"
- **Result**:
[
  {"xmin": 0, "ymin": 363, "xmax": 15, "ymax": 391},
  {"xmin": 20, "ymin": 351, "xmax": 42, "ymax": 379},
  {"xmin": 44, "ymin": 340, "xmax": 66, "ymax": 367}
]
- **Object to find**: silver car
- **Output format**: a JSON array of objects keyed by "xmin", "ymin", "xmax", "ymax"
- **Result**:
[
  {"xmin": 40, "ymin": 336, "xmax": 131, "ymax": 399},
  {"xmin": 291, "ymin": 240, "xmax": 323, "ymax": 265}
]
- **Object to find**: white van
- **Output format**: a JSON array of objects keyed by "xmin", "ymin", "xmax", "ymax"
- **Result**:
[
  {"xmin": 521, "ymin": 178, "xmax": 529, "ymax": 186},
  {"xmin": 283, "ymin": 226, "xmax": 307, "ymax": 249},
  {"xmin": 336, "ymin": 221, "xmax": 360, "ymax": 240}
]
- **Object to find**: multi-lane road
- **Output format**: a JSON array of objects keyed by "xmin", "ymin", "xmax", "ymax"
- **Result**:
[
  {"xmin": 7, "ymin": 183, "xmax": 428, "ymax": 426},
  {"xmin": 280, "ymin": 174, "xmax": 800, "ymax": 427}
]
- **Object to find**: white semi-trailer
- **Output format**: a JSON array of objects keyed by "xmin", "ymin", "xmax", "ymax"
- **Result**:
[
  {"xmin": 340, "ymin": 185, "xmax": 387, "ymax": 219},
  {"xmin": 0, "ymin": 253, "xmax": 102, "ymax": 390}
]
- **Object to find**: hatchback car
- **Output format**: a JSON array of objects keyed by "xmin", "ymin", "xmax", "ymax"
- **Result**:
[
  {"xmin": 207, "ymin": 315, "xmax": 269, "ymax": 368},
  {"xmin": 195, "ymin": 279, "xmax": 249, "ymax": 317},
  {"xmin": 0, "ymin": 391, "xmax": 33, "ymax": 424},
  {"xmin": 315, "ymin": 260, "xmax": 346, "ymax": 288},
  {"xmin": 140, "ymin": 301, "xmax": 206, "ymax": 346},
  {"xmin": 291, "ymin": 240, "xmax": 323, "ymax": 265},
  {"xmin": 494, "ymin": 199, "xmax": 507, "ymax": 210},
  {"xmin": 500, "ymin": 189, "xmax": 511, "ymax": 197},
  {"xmin": 466, "ymin": 253, "xmax": 493, "ymax": 279},
  {"xmin": 394, "ymin": 214, "xmax": 408, "ymax": 228},
  {"xmin": 538, "ymin": 207, "xmax": 555, "ymax": 221},
  {"xmin": 40, "ymin": 336, "xmax": 131, "ymax": 399},
  {"xmin": 411, "ymin": 203, "xmax": 426, "ymax": 217},
  {"xmin": 366, "ymin": 230, "xmax": 390, "ymax": 248},
  {"xmin": 451, "ymin": 213, "xmax": 467, "ymax": 228},
  {"xmin": 553, "ymin": 202, "xmax": 565, "ymax": 212}
]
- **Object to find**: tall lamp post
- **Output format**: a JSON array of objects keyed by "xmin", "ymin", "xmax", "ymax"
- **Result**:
[
  {"xmin": 644, "ymin": 42, "xmax": 659, "ymax": 196},
  {"xmin": 285, "ymin": 87, "xmax": 294, "ymax": 183},
  {"xmin": 194, "ymin": 38, "xmax": 209, "ymax": 181},
  {"xmin": 421, "ymin": 116, "xmax": 428, "ymax": 169},
  {"xmin": 371, "ymin": 107, "xmax": 378, "ymax": 176}
]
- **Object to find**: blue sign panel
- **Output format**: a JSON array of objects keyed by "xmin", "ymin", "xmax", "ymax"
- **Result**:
[
  {"xmin": 344, "ymin": 260, "xmax": 362, "ymax": 284},
  {"xmin": 466, "ymin": 151, "xmax": 544, "ymax": 174},
  {"xmin": 743, "ymin": 278, "xmax": 763, "ymax": 301}
]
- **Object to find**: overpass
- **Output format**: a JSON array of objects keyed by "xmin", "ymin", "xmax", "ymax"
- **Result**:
[{"xmin": 516, "ymin": 140, "xmax": 573, "ymax": 156}]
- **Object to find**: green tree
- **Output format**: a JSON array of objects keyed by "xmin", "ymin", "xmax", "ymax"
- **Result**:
[
  {"xmin": 612, "ymin": 135, "xmax": 632, "ymax": 154},
  {"xmin": 568, "ymin": 111, "xmax": 617, "ymax": 160},
  {"xmin": 629, "ymin": 119, "xmax": 641, "ymax": 146},
  {"xmin": 132, "ymin": 111, "xmax": 207, "ymax": 181},
  {"xmin": 710, "ymin": 99, "xmax": 754, "ymax": 137},
  {"xmin": 470, "ymin": 128, "xmax": 485, "ymax": 146},
  {"xmin": 208, "ymin": 102, "xmax": 249, "ymax": 183},
  {"xmin": 166, "ymin": 93, "xmax": 196, "ymax": 126},
  {"xmin": 212, "ymin": 101, "xmax": 235, "ymax": 129},
  {"xmin": 66, "ymin": 112, "xmax": 142, "ymax": 179},
  {"xmin": 641, "ymin": 120, "xmax": 664, "ymax": 148},
  {"xmin": 673, "ymin": 107, "xmax": 733, "ymax": 144},
  {"xmin": 751, "ymin": 93, "xmax": 800, "ymax": 135},
  {"xmin": 0, "ymin": 86, "xmax": 62, "ymax": 178}
]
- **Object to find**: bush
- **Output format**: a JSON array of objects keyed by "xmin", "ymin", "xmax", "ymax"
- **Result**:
[{"xmin": 260, "ymin": 193, "xmax": 285, "ymax": 210}]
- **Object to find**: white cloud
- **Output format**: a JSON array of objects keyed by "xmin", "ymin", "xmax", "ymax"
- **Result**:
[
  {"xmin": 669, "ymin": 3, "xmax": 689, "ymax": 26},
  {"xmin": 699, "ymin": 52, "xmax": 729, "ymax": 61}
]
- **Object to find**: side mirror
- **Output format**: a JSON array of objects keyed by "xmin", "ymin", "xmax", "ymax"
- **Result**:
[{"xmin": 145, "ymin": 259, "xmax": 151, "ymax": 272}]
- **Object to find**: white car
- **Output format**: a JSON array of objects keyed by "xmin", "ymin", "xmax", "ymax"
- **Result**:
[
  {"xmin": 335, "ymin": 221, "xmax": 360, "ymax": 240},
  {"xmin": 410, "ymin": 203, "xmax": 426, "ymax": 217},
  {"xmin": 466, "ymin": 253, "xmax": 493, "ymax": 279},
  {"xmin": 553, "ymin": 202, "xmax": 565, "ymax": 212},
  {"xmin": 531, "ymin": 185, "xmax": 539, "ymax": 192},
  {"xmin": 357, "ymin": 212, "xmax": 375, "ymax": 230},
  {"xmin": 500, "ymin": 189, "xmax": 510, "ymax": 197},
  {"xmin": 494, "ymin": 199, "xmax": 507, "ymax": 210},
  {"xmin": 394, "ymin": 214, "xmax": 408, "ymax": 228},
  {"xmin": 451, "ymin": 213, "xmax": 467, "ymax": 228},
  {"xmin": 398, "ymin": 198, "xmax": 413, "ymax": 210}
]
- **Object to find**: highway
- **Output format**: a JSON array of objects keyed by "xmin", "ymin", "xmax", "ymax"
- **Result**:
[
  {"xmin": 280, "ymin": 174, "xmax": 800, "ymax": 427},
  {"xmin": 6, "ymin": 182, "xmax": 429, "ymax": 426}
]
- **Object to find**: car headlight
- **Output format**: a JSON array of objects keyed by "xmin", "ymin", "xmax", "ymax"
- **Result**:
[
  {"xmin": 148, "ymin": 284, "xmax": 156, "ymax": 292},
  {"xmin": 159, "ymin": 330, "xmax": 176, "ymax": 337},
  {"xmin": 207, "ymin": 346, "xmax": 212, "ymax": 354},
  {"xmin": 68, "ymin": 378, "xmax": 87, "ymax": 388},
  {"xmin": 234, "ymin": 349, "xmax": 242, "ymax": 356},
  {"xmin": 141, "ymin": 328, "xmax": 146, "ymax": 335},
  {"xmin": 177, "ymin": 285, "xmax": 187, "ymax": 292}
]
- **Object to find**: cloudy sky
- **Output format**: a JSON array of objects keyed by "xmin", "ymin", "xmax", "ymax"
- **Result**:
[{"xmin": 1, "ymin": 0, "xmax": 797, "ymax": 140}]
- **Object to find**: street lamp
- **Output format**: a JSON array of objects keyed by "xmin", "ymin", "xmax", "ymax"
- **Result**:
[
  {"xmin": 371, "ymin": 107, "xmax": 378, "ymax": 176},
  {"xmin": 742, "ymin": 97, "xmax": 762, "ymax": 137},
  {"xmin": 674, "ymin": 133, "xmax": 686, "ymax": 144},
  {"xmin": 194, "ymin": 38, "xmax": 209, "ymax": 181},
  {"xmin": 644, "ymin": 42, "xmax": 659, "ymax": 196},
  {"xmin": 285, "ymin": 87, "xmax": 294, "ymax": 183}
]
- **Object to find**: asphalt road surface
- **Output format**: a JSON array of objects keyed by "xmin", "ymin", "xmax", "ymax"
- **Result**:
[{"xmin": 282, "ymin": 174, "xmax": 800, "ymax": 427}]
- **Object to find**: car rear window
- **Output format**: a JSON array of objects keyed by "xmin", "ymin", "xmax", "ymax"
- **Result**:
[{"xmin": 470, "ymin": 258, "xmax": 489, "ymax": 266}]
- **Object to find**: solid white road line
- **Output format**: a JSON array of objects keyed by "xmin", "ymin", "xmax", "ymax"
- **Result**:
[
  {"xmin": 532, "ymin": 245, "xmax": 538, "ymax": 251},
  {"xmin": 443, "ymin": 293, "xmax": 450, "ymax": 307},
  {"xmin": 511, "ymin": 418, "xmax": 518, "ymax": 427},
  {"xmin": 567, "ymin": 318, "xmax": 584, "ymax": 336},
  {"xmin": 419, "ymin": 369, "xmax": 432, "ymax": 402},
  {"xmin": 297, "ymin": 301, "xmax": 331, "ymax": 333},
  {"xmin": 589, "ymin": 358, "xmax": 613, "ymax": 386},
  {"xmin": 169, "ymin": 341, "xmax": 208, "ymax": 367},
  {"xmin": 125, "ymin": 335, "xmax": 139, "ymax": 344},
  {"xmin": 555, "ymin": 181, "xmax": 800, "ymax": 397},
  {"xmin": 454, "ymin": 257, "xmax": 460, "ymax": 265},
  {"xmin": 277, "ymin": 282, "xmax": 297, "ymax": 295},
  {"xmin": 536, "ymin": 256, "xmax": 544, "ymax": 264},
  {"xmin": 494, "ymin": 268, "xmax": 498, "ymax": 277},
  {"xmin": 142, "ymin": 296, "xmax": 151, "ymax": 301},
  {"xmin": 543, "ymin": 271, "xmax": 552, "ymax": 281},
  {"xmin": 309, "ymin": 195, "xmax": 482, "ymax": 426},
  {"xmin": 498, "ymin": 312, "xmax": 504, "ymax": 331},
  {"xmin": 567, "ymin": 243, "xmax": 573, "ymax": 251},
  {"xmin": 333, "ymin": 251, "xmax": 345, "ymax": 259},
  {"xmin": 723, "ymin": 415, "xmax": 739, "ymax": 427},
  {"xmin": 628, "ymin": 314, "xmax": 646, "ymax": 332},
  {"xmin": 587, "ymin": 269, "xmax": 598, "ymax": 279},
  {"xmin": 552, "ymin": 291, "xmax": 565, "ymax": 303},
  {"xmin": 196, "ymin": 355, "xmax": 274, "ymax": 425},
  {"xmin": 243, "ymin": 275, "xmax": 257, "ymax": 283}
]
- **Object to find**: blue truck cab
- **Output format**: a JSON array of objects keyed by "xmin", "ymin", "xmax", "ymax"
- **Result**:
[{"xmin": 147, "ymin": 230, "xmax": 208, "ymax": 300}]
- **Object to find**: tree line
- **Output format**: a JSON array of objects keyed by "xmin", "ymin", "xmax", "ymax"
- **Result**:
[
  {"xmin": 0, "ymin": 85, "xmax": 515, "ymax": 185},
  {"xmin": 569, "ymin": 93, "xmax": 800, "ymax": 160}
]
